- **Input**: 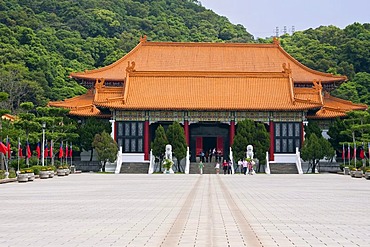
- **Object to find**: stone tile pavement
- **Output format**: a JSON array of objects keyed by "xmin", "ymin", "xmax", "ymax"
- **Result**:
[{"xmin": 0, "ymin": 173, "xmax": 369, "ymax": 246}]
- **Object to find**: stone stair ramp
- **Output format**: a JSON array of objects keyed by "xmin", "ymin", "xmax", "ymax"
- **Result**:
[{"xmin": 269, "ymin": 163, "xmax": 298, "ymax": 174}]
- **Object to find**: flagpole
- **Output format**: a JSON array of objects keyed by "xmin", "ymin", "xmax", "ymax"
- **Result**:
[
  {"xmin": 51, "ymin": 140, "xmax": 54, "ymax": 166},
  {"xmin": 343, "ymin": 144, "xmax": 345, "ymax": 167},
  {"xmin": 17, "ymin": 137, "xmax": 20, "ymax": 172},
  {"xmin": 70, "ymin": 142, "xmax": 72, "ymax": 166}
]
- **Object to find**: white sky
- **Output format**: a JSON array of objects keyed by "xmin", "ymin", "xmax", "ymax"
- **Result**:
[{"xmin": 199, "ymin": 0, "xmax": 370, "ymax": 38}]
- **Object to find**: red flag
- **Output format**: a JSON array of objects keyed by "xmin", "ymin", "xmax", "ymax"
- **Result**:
[
  {"xmin": 0, "ymin": 142, "xmax": 7, "ymax": 155},
  {"xmin": 360, "ymin": 148, "xmax": 365, "ymax": 159},
  {"xmin": 44, "ymin": 141, "xmax": 49, "ymax": 158},
  {"xmin": 36, "ymin": 143, "xmax": 41, "ymax": 159},
  {"xmin": 342, "ymin": 144, "xmax": 345, "ymax": 160},
  {"xmin": 65, "ymin": 143, "xmax": 69, "ymax": 158},
  {"xmin": 18, "ymin": 141, "xmax": 23, "ymax": 158},
  {"xmin": 6, "ymin": 137, "xmax": 11, "ymax": 159},
  {"xmin": 58, "ymin": 142, "xmax": 63, "ymax": 158},
  {"xmin": 26, "ymin": 142, "xmax": 32, "ymax": 159},
  {"xmin": 50, "ymin": 140, "xmax": 53, "ymax": 158},
  {"xmin": 347, "ymin": 144, "xmax": 350, "ymax": 160},
  {"xmin": 353, "ymin": 143, "xmax": 357, "ymax": 158}
]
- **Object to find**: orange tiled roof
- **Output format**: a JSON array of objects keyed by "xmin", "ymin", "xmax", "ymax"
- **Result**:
[
  {"xmin": 1, "ymin": 113, "xmax": 17, "ymax": 122},
  {"xmin": 70, "ymin": 38, "xmax": 346, "ymax": 83},
  {"xmin": 48, "ymin": 89, "xmax": 110, "ymax": 117},
  {"xmin": 93, "ymin": 71, "xmax": 322, "ymax": 111},
  {"xmin": 308, "ymin": 93, "xmax": 367, "ymax": 119}
]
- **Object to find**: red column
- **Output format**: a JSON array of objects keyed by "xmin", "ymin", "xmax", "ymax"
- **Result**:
[
  {"xmin": 184, "ymin": 120, "xmax": 189, "ymax": 146},
  {"xmin": 301, "ymin": 122, "xmax": 305, "ymax": 148},
  {"xmin": 269, "ymin": 121, "xmax": 275, "ymax": 161},
  {"xmin": 144, "ymin": 120, "xmax": 149, "ymax": 161},
  {"xmin": 229, "ymin": 120, "xmax": 235, "ymax": 146}
]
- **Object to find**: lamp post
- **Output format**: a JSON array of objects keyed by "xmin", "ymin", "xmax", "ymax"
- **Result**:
[{"xmin": 42, "ymin": 122, "xmax": 46, "ymax": 166}]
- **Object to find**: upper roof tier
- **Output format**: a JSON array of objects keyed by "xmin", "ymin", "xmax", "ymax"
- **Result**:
[{"xmin": 70, "ymin": 37, "xmax": 347, "ymax": 84}]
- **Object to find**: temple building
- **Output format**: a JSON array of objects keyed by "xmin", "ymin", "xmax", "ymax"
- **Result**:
[{"xmin": 49, "ymin": 36, "xmax": 367, "ymax": 164}]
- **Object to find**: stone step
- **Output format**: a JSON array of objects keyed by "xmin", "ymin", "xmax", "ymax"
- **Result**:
[
  {"xmin": 189, "ymin": 162, "xmax": 219, "ymax": 174},
  {"xmin": 269, "ymin": 163, "xmax": 298, "ymax": 174},
  {"xmin": 120, "ymin": 162, "xmax": 149, "ymax": 174}
]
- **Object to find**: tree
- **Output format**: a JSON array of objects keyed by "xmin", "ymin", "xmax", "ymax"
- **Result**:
[
  {"xmin": 151, "ymin": 125, "xmax": 168, "ymax": 172},
  {"xmin": 92, "ymin": 130, "xmax": 118, "ymax": 172},
  {"xmin": 78, "ymin": 118, "xmax": 111, "ymax": 161},
  {"xmin": 166, "ymin": 121, "xmax": 187, "ymax": 172},
  {"xmin": 304, "ymin": 120, "xmax": 322, "ymax": 139},
  {"xmin": 232, "ymin": 119, "xmax": 270, "ymax": 168},
  {"xmin": 301, "ymin": 133, "xmax": 335, "ymax": 173}
]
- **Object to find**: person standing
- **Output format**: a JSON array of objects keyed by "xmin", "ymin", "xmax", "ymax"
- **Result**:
[
  {"xmin": 242, "ymin": 159, "xmax": 248, "ymax": 175},
  {"xmin": 214, "ymin": 162, "xmax": 220, "ymax": 174},
  {"xmin": 222, "ymin": 160, "xmax": 228, "ymax": 175},
  {"xmin": 199, "ymin": 161, "xmax": 204, "ymax": 175},
  {"xmin": 248, "ymin": 160, "xmax": 254, "ymax": 175}
]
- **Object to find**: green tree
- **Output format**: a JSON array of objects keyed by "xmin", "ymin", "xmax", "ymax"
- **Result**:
[
  {"xmin": 151, "ymin": 125, "xmax": 168, "ymax": 172},
  {"xmin": 232, "ymin": 119, "xmax": 270, "ymax": 168},
  {"xmin": 301, "ymin": 133, "xmax": 335, "ymax": 173},
  {"xmin": 304, "ymin": 120, "xmax": 322, "ymax": 139},
  {"xmin": 78, "ymin": 118, "xmax": 111, "ymax": 161},
  {"xmin": 166, "ymin": 121, "xmax": 187, "ymax": 172},
  {"xmin": 92, "ymin": 130, "xmax": 118, "ymax": 172}
]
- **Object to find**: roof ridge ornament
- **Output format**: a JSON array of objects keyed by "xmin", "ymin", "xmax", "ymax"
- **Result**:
[
  {"xmin": 140, "ymin": 35, "xmax": 147, "ymax": 43},
  {"xmin": 312, "ymin": 79, "xmax": 323, "ymax": 91},
  {"xmin": 273, "ymin": 37, "xmax": 280, "ymax": 45},
  {"xmin": 126, "ymin": 61, "xmax": 136, "ymax": 73},
  {"xmin": 282, "ymin": 63, "xmax": 292, "ymax": 75}
]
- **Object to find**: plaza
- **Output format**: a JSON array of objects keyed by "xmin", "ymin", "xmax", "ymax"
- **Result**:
[{"xmin": 0, "ymin": 173, "xmax": 369, "ymax": 246}]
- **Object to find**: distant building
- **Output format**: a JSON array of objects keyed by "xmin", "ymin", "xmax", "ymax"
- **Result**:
[{"xmin": 49, "ymin": 36, "xmax": 367, "ymax": 164}]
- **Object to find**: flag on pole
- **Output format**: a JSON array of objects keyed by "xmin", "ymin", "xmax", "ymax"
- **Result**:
[
  {"xmin": 44, "ymin": 141, "xmax": 49, "ymax": 158},
  {"xmin": 6, "ymin": 136, "xmax": 11, "ymax": 159},
  {"xmin": 50, "ymin": 140, "xmax": 53, "ymax": 158},
  {"xmin": 342, "ymin": 144, "xmax": 345, "ymax": 160},
  {"xmin": 58, "ymin": 142, "xmax": 63, "ymax": 159},
  {"xmin": 353, "ymin": 143, "xmax": 357, "ymax": 159},
  {"xmin": 18, "ymin": 140, "xmax": 23, "ymax": 158},
  {"xmin": 65, "ymin": 142, "xmax": 69, "ymax": 158},
  {"xmin": 347, "ymin": 144, "xmax": 350, "ymax": 160},
  {"xmin": 368, "ymin": 142, "xmax": 370, "ymax": 160},
  {"xmin": 36, "ymin": 142, "xmax": 41, "ymax": 159},
  {"xmin": 360, "ymin": 147, "xmax": 365, "ymax": 159},
  {"xmin": 0, "ymin": 141, "xmax": 7, "ymax": 154},
  {"xmin": 69, "ymin": 143, "xmax": 72, "ymax": 158},
  {"xmin": 26, "ymin": 141, "xmax": 32, "ymax": 159}
]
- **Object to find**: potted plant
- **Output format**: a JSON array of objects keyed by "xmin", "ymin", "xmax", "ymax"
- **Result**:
[
  {"xmin": 47, "ymin": 166, "xmax": 55, "ymax": 178},
  {"xmin": 39, "ymin": 167, "xmax": 49, "ymax": 179},
  {"xmin": 57, "ymin": 166, "xmax": 66, "ymax": 176},
  {"xmin": 25, "ymin": 168, "xmax": 35, "ymax": 181},
  {"xmin": 162, "ymin": 158, "xmax": 174, "ymax": 174},
  {"xmin": 17, "ymin": 170, "xmax": 29, "ymax": 182},
  {"xmin": 349, "ymin": 166, "xmax": 357, "ymax": 177},
  {"xmin": 63, "ymin": 165, "xmax": 70, "ymax": 176},
  {"xmin": 354, "ymin": 168, "xmax": 363, "ymax": 178}
]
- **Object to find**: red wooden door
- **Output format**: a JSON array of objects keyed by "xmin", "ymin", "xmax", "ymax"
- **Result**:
[
  {"xmin": 217, "ymin": 136, "xmax": 223, "ymax": 154},
  {"xmin": 196, "ymin": 137, "xmax": 203, "ymax": 157}
]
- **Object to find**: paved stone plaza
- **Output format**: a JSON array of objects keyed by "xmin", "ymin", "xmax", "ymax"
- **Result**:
[{"xmin": 1, "ymin": 173, "xmax": 369, "ymax": 247}]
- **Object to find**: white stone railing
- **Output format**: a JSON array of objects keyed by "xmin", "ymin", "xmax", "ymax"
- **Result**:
[
  {"xmin": 114, "ymin": 146, "xmax": 123, "ymax": 174},
  {"xmin": 229, "ymin": 147, "xmax": 235, "ymax": 174},
  {"xmin": 185, "ymin": 147, "xmax": 190, "ymax": 174},
  {"xmin": 295, "ymin": 147, "xmax": 303, "ymax": 174},
  {"xmin": 265, "ymin": 152, "xmax": 271, "ymax": 174},
  {"xmin": 148, "ymin": 149, "xmax": 155, "ymax": 174}
]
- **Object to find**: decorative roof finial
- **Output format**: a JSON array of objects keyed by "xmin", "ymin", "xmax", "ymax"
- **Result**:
[
  {"xmin": 312, "ymin": 79, "xmax": 322, "ymax": 91},
  {"xmin": 140, "ymin": 35, "xmax": 147, "ymax": 43},
  {"xmin": 273, "ymin": 37, "xmax": 280, "ymax": 45},
  {"xmin": 282, "ymin": 63, "xmax": 292, "ymax": 75},
  {"xmin": 126, "ymin": 61, "xmax": 136, "ymax": 73}
]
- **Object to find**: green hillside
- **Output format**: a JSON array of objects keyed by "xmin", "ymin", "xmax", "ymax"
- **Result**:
[{"xmin": 0, "ymin": 0, "xmax": 369, "ymax": 112}]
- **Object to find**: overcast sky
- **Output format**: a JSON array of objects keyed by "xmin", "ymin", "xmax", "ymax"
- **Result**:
[{"xmin": 199, "ymin": 0, "xmax": 370, "ymax": 38}]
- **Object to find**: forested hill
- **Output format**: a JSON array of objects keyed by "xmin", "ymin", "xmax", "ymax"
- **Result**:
[
  {"xmin": 0, "ymin": 0, "xmax": 253, "ymax": 112},
  {"xmin": 0, "ymin": 0, "xmax": 369, "ymax": 114}
]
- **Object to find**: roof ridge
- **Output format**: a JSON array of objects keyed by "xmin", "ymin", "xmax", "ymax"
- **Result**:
[{"xmin": 277, "ymin": 45, "xmax": 347, "ymax": 81}]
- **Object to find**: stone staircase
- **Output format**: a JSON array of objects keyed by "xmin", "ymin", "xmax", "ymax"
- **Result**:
[
  {"xmin": 120, "ymin": 162, "xmax": 149, "ymax": 174},
  {"xmin": 189, "ymin": 162, "xmax": 218, "ymax": 174},
  {"xmin": 269, "ymin": 163, "xmax": 298, "ymax": 174}
]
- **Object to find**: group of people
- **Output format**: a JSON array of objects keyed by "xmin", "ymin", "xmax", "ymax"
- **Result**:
[
  {"xmin": 198, "ymin": 158, "xmax": 255, "ymax": 175},
  {"xmin": 199, "ymin": 148, "xmax": 223, "ymax": 163}
]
